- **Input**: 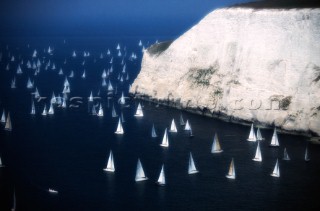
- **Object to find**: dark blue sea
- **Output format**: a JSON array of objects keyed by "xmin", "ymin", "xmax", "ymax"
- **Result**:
[{"xmin": 0, "ymin": 36, "xmax": 320, "ymax": 211}]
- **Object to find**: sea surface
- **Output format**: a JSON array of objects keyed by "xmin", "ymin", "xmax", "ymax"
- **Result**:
[{"xmin": 0, "ymin": 36, "xmax": 319, "ymax": 211}]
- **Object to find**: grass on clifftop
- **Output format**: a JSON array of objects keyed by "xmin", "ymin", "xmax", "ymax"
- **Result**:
[{"xmin": 231, "ymin": 0, "xmax": 320, "ymax": 9}]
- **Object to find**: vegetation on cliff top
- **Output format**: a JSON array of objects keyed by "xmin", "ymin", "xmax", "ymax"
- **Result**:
[
  {"xmin": 231, "ymin": 0, "xmax": 320, "ymax": 9},
  {"xmin": 147, "ymin": 41, "xmax": 173, "ymax": 56}
]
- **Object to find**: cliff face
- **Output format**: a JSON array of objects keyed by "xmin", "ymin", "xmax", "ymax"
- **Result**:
[{"xmin": 130, "ymin": 8, "xmax": 320, "ymax": 136}]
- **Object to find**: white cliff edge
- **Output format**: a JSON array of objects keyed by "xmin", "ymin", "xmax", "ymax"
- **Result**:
[{"xmin": 130, "ymin": 7, "xmax": 320, "ymax": 136}]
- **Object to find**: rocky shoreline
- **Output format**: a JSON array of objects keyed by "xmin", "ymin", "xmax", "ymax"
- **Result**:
[{"xmin": 130, "ymin": 93, "xmax": 319, "ymax": 140}]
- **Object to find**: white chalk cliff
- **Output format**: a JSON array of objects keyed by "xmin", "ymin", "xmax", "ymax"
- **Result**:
[{"xmin": 130, "ymin": 7, "xmax": 320, "ymax": 136}]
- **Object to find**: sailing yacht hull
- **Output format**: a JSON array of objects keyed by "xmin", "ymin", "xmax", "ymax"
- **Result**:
[
  {"xmin": 247, "ymin": 138, "xmax": 256, "ymax": 142},
  {"xmin": 226, "ymin": 175, "xmax": 236, "ymax": 179},
  {"xmin": 160, "ymin": 144, "xmax": 169, "ymax": 147},
  {"xmin": 269, "ymin": 144, "xmax": 279, "ymax": 147},
  {"xmin": 135, "ymin": 177, "xmax": 148, "ymax": 182},
  {"xmin": 211, "ymin": 150, "xmax": 223, "ymax": 153},
  {"xmin": 188, "ymin": 170, "xmax": 199, "ymax": 174},
  {"xmin": 103, "ymin": 168, "xmax": 115, "ymax": 172},
  {"xmin": 155, "ymin": 182, "xmax": 165, "ymax": 186},
  {"xmin": 252, "ymin": 158, "xmax": 262, "ymax": 162},
  {"xmin": 270, "ymin": 173, "xmax": 280, "ymax": 177}
]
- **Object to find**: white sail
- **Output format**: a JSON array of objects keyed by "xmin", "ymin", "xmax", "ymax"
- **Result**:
[
  {"xmin": 11, "ymin": 78, "xmax": 16, "ymax": 89},
  {"xmin": 48, "ymin": 103, "xmax": 54, "ymax": 115},
  {"xmin": 88, "ymin": 92, "xmax": 93, "ymax": 102},
  {"xmin": 252, "ymin": 141, "xmax": 262, "ymax": 162},
  {"xmin": 16, "ymin": 65, "xmax": 23, "ymax": 74},
  {"xmin": 115, "ymin": 118, "xmax": 124, "ymax": 134},
  {"xmin": 5, "ymin": 113, "xmax": 12, "ymax": 131},
  {"xmin": 169, "ymin": 119, "xmax": 177, "ymax": 133},
  {"xmin": 61, "ymin": 98, "xmax": 67, "ymax": 108},
  {"xmin": 180, "ymin": 114, "xmax": 185, "ymax": 126},
  {"xmin": 97, "ymin": 104, "xmax": 104, "ymax": 117},
  {"xmin": 226, "ymin": 158, "xmax": 236, "ymax": 179},
  {"xmin": 151, "ymin": 124, "xmax": 157, "ymax": 138},
  {"xmin": 247, "ymin": 124, "xmax": 257, "ymax": 142},
  {"xmin": 135, "ymin": 159, "xmax": 148, "ymax": 182},
  {"xmin": 27, "ymin": 78, "xmax": 33, "ymax": 89},
  {"xmin": 107, "ymin": 80, "xmax": 113, "ymax": 92},
  {"xmin": 211, "ymin": 133, "xmax": 223, "ymax": 153},
  {"xmin": 102, "ymin": 78, "xmax": 107, "ymax": 87},
  {"xmin": 270, "ymin": 128, "xmax": 280, "ymax": 147},
  {"xmin": 50, "ymin": 92, "xmax": 57, "ymax": 104},
  {"xmin": 305, "ymin": 146, "xmax": 310, "ymax": 162},
  {"xmin": 72, "ymin": 51, "xmax": 76, "ymax": 57},
  {"xmin": 134, "ymin": 103, "xmax": 143, "ymax": 117},
  {"xmin": 58, "ymin": 68, "xmax": 63, "ymax": 75},
  {"xmin": 283, "ymin": 148, "xmax": 290, "ymax": 161},
  {"xmin": 184, "ymin": 120, "xmax": 191, "ymax": 131},
  {"xmin": 156, "ymin": 164, "xmax": 166, "ymax": 186},
  {"xmin": 1, "ymin": 110, "xmax": 6, "ymax": 123},
  {"xmin": 256, "ymin": 128, "xmax": 264, "ymax": 140},
  {"xmin": 34, "ymin": 87, "xmax": 40, "ymax": 99},
  {"xmin": 91, "ymin": 105, "xmax": 97, "ymax": 115},
  {"xmin": 119, "ymin": 92, "xmax": 126, "ymax": 105},
  {"xmin": 69, "ymin": 70, "xmax": 74, "ymax": 78},
  {"xmin": 138, "ymin": 40, "xmax": 142, "ymax": 46},
  {"xmin": 82, "ymin": 70, "xmax": 86, "ymax": 79},
  {"xmin": 103, "ymin": 151, "xmax": 115, "ymax": 172},
  {"xmin": 31, "ymin": 101, "xmax": 36, "ymax": 115},
  {"xmin": 32, "ymin": 49, "xmax": 37, "ymax": 58},
  {"xmin": 64, "ymin": 77, "xmax": 70, "ymax": 87},
  {"xmin": 112, "ymin": 105, "xmax": 117, "ymax": 117},
  {"xmin": 41, "ymin": 105, "xmax": 47, "ymax": 116},
  {"xmin": 160, "ymin": 128, "xmax": 169, "ymax": 147},
  {"xmin": 12, "ymin": 191, "xmax": 16, "ymax": 211},
  {"xmin": 0, "ymin": 156, "xmax": 4, "ymax": 167},
  {"xmin": 188, "ymin": 152, "xmax": 199, "ymax": 174},
  {"xmin": 270, "ymin": 159, "xmax": 280, "ymax": 177}
]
